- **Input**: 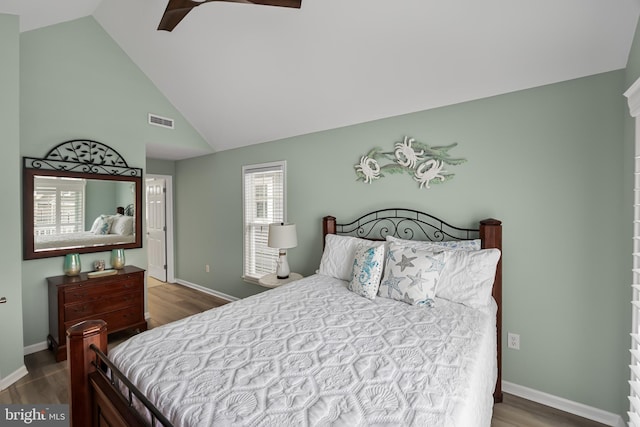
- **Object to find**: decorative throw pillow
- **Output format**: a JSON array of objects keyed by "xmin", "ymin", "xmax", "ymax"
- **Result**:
[
  {"xmin": 378, "ymin": 243, "xmax": 447, "ymax": 307},
  {"xmin": 93, "ymin": 215, "xmax": 113, "ymax": 235},
  {"xmin": 319, "ymin": 234, "xmax": 384, "ymax": 281},
  {"xmin": 348, "ymin": 244, "xmax": 385, "ymax": 299},
  {"xmin": 385, "ymin": 236, "xmax": 500, "ymax": 306}
]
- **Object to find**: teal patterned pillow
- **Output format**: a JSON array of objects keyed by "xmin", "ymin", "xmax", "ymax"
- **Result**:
[
  {"xmin": 378, "ymin": 243, "xmax": 447, "ymax": 306},
  {"xmin": 348, "ymin": 244, "xmax": 385, "ymax": 300},
  {"xmin": 93, "ymin": 215, "xmax": 113, "ymax": 235}
]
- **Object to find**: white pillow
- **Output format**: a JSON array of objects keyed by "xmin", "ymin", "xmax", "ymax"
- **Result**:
[
  {"xmin": 386, "ymin": 235, "xmax": 482, "ymax": 251},
  {"xmin": 93, "ymin": 215, "xmax": 114, "ymax": 235},
  {"xmin": 348, "ymin": 244, "xmax": 385, "ymax": 300},
  {"xmin": 89, "ymin": 216, "xmax": 102, "ymax": 233},
  {"xmin": 111, "ymin": 215, "xmax": 134, "ymax": 235},
  {"xmin": 436, "ymin": 248, "xmax": 501, "ymax": 307},
  {"xmin": 378, "ymin": 243, "xmax": 447, "ymax": 307},
  {"xmin": 318, "ymin": 234, "xmax": 384, "ymax": 281}
]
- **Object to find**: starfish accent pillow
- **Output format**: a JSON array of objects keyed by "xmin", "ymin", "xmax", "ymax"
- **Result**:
[{"xmin": 378, "ymin": 243, "xmax": 447, "ymax": 306}]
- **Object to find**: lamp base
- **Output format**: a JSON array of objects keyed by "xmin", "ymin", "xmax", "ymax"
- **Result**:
[{"xmin": 276, "ymin": 250, "xmax": 290, "ymax": 280}]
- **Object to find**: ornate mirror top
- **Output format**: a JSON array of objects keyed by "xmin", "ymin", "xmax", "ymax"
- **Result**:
[{"xmin": 24, "ymin": 139, "xmax": 142, "ymax": 177}]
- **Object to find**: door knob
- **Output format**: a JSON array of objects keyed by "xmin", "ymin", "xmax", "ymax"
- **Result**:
[{"xmin": 0, "ymin": 297, "xmax": 6, "ymax": 304}]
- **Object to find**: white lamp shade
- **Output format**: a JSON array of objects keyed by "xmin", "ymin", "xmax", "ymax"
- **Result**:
[{"xmin": 268, "ymin": 223, "xmax": 297, "ymax": 249}]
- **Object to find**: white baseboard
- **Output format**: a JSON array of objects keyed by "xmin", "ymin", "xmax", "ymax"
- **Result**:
[
  {"xmin": 502, "ymin": 381, "xmax": 625, "ymax": 427},
  {"xmin": 0, "ymin": 365, "xmax": 28, "ymax": 391},
  {"xmin": 174, "ymin": 279, "xmax": 239, "ymax": 302},
  {"xmin": 24, "ymin": 341, "xmax": 48, "ymax": 355}
]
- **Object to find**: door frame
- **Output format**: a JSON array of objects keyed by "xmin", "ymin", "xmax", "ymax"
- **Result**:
[{"xmin": 146, "ymin": 174, "xmax": 175, "ymax": 283}]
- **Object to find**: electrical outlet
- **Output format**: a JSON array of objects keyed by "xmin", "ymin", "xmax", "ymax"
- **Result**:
[
  {"xmin": 205, "ymin": 264, "xmax": 210, "ymax": 273},
  {"xmin": 508, "ymin": 333, "xmax": 520, "ymax": 350}
]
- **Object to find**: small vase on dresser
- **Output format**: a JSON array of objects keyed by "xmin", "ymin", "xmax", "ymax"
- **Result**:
[
  {"xmin": 63, "ymin": 253, "xmax": 81, "ymax": 276},
  {"xmin": 111, "ymin": 249, "xmax": 125, "ymax": 269}
]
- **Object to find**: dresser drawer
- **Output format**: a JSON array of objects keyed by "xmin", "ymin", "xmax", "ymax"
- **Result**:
[
  {"xmin": 64, "ymin": 292, "xmax": 142, "ymax": 322},
  {"xmin": 63, "ymin": 274, "xmax": 142, "ymax": 304}
]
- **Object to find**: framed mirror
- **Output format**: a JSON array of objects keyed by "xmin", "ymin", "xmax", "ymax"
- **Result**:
[{"xmin": 23, "ymin": 140, "xmax": 143, "ymax": 260}]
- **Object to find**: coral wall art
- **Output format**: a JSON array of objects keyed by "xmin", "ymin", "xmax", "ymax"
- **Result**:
[{"xmin": 354, "ymin": 136, "xmax": 466, "ymax": 189}]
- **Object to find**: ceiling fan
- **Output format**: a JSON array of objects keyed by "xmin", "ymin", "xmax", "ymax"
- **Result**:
[{"xmin": 158, "ymin": 0, "xmax": 302, "ymax": 32}]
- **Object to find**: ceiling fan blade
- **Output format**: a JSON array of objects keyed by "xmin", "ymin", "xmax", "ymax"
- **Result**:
[
  {"xmin": 157, "ymin": 0, "xmax": 202, "ymax": 32},
  {"xmin": 245, "ymin": 0, "xmax": 301, "ymax": 7},
  {"xmin": 207, "ymin": 0, "xmax": 300, "ymax": 5},
  {"xmin": 158, "ymin": 0, "xmax": 301, "ymax": 32}
]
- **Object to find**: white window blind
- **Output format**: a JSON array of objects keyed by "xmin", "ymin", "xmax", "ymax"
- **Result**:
[
  {"xmin": 631, "ymin": 133, "xmax": 640, "ymax": 426},
  {"xmin": 242, "ymin": 161, "xmax": 286, "ymax": 282},
  {"xmin": 627, "ymin": 81, "xmax": 640, "ymax": 426},
  {"xmin": 34, "ymin": 176, "xmax": 85, "ymax": 236}
]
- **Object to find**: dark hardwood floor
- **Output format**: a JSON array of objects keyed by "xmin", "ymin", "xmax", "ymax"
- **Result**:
[{"xmin": 0, "ymin": 280, "xmax": 608, "ymax": 426}]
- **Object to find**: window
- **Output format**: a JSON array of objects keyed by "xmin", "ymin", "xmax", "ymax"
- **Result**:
[
  {"xmin": 34, "ymin": 176, "xmax": 86, "ymax": 236},
  {"xmin": 242, "ymin": 161, "xmax": 286, "ymax": 283}
]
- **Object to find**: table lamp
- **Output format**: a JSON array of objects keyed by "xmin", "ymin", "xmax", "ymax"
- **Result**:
[{"xmin": 268, "ymin": 223, "xmax": 297, "ymax": 279}]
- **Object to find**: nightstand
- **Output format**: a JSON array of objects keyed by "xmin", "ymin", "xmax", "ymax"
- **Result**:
[{"xmin": 258, "ymin": 272, "xmax": 303, "ymax": 288}]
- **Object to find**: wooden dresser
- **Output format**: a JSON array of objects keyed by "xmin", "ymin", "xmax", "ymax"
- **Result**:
[{"xmin": 47, "ymin": 265, "xmax": 147, "ymax": 362}]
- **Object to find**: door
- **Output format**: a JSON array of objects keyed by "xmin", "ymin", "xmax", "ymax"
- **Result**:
[{"xmin": 146, "ymin": 177, "xmax": 167, "ymax": 281}]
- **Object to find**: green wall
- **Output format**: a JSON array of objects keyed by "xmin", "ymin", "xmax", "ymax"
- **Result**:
[
  {"xmin": 175, "ymin": 70, "xmax": 628, "ymax": 416},
  {"xmin": 0, "ymin": 14, "xmax": 25, "ymax": 384},
  {"xmin": 146, "ymin": 158, "xmax": 176, "ymax": 176},
  {"xmin": 18, "ymin": 17, "xmax": 210, "ymax": 349},
  {"xmin": 85, "ymin": 180, "xmax": 117, "ymax": 226}
]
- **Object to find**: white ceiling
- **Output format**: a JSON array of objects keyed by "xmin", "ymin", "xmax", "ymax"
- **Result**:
[{"xmin": 2, "ymin": 0, "xmax": 639, "ymax": 159}]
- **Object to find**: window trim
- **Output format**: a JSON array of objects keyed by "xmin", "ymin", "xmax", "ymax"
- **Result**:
[{"xmin": 241, "ymin": 160, "xmax": 287, "ymax": 284}]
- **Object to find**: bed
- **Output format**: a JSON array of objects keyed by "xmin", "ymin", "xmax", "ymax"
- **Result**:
[
  {"xmin": 35, "ymin": 205, "xmax": 136, "ymax": 251},
  {"xmin": 67, "ymin": 208, "xmax": 502, "ymax": 427}
]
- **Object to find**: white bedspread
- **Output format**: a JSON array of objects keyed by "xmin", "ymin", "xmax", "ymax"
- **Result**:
[
  {"xmin": 34, "ymin": 231, "xmax": 134, "ymax": 250},
  {"xmin": 109, "ymin": 274, "xmax": 497, "ymax": 426}
]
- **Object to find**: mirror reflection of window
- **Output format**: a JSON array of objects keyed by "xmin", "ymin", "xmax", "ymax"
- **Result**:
[{"xmin": 34, "ymin": 176, "xmax": 86, "ymax": 236}]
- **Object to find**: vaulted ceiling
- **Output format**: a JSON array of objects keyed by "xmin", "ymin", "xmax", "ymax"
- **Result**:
[{"xmin": 2, "ymin": 0, "xmax": 639, "ymax": 159}]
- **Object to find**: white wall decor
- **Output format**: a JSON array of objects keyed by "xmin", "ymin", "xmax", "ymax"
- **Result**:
[{"xmin": 354, "ymin": 136, "xmax": 466, "ymax": 189}]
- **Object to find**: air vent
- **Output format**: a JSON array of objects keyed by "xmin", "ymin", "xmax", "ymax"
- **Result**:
[{"xmin": 148, "ymin": 113, "xmax": 174, "ymax": 129}]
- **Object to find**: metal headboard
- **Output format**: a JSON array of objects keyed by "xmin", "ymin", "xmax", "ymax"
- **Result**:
[
  {"xmin": 331, "ymin": 208, "xmax": 479, "ymax": 241},
  {"xmin": 124, "ymin": 203, "xmax": 135, "ymax": 217}
]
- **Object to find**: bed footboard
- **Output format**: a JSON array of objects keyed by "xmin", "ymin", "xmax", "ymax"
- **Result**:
[
  {"xmin": 67, "ymin": 320, "xmax": 108, "ymax": 427},
  {"xmin": 67, "ymin": 321, "xmax": 152, "ymax": 427}
]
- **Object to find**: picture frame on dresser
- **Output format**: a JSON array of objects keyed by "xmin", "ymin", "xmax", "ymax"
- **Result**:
[{"xmin": 47, "ymin": 265, "xmax": 147, "ymax": 362}]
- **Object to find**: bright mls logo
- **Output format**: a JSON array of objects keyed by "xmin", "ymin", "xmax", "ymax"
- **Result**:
[{"xmin": 0, "ymin": 405, "xmax": 68, "ymax": 426}]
